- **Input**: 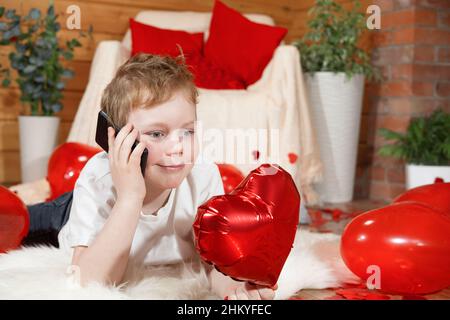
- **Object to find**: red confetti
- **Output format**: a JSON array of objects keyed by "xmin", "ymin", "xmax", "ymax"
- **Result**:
[
  {"xmin": 331, "ymin": 209, "xmax": 343, "ymax": 221},
  {"xmin": 252, "ymin": 150, "xmax": 260, "ymax": 160},
  {"xmin": 321, "ymin": 207, "xmax": 364, "ymax": 221},
  {"xmin": 308, "ymin": 210, "xmax": 327, "ymax": 228},
  {"xmin": 335, "ymin": 288, "xmax": 391, "ymax": 300},
  {"xmin": 288, "ymin": 153, "xmax": 298, "ymax": 164},
  {"xmin": 365, "ymin": 293, "xmax": 391, "ymax": 300},
  {"xmin": 434, "ymin": 177, "xmax": 444, "ymax": 183}
]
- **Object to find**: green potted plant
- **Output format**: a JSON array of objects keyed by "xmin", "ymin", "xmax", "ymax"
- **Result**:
[
  {"xmin": 292, "ymin": 0, "xmax": 380, "ymax": 203},
  {"xmin": 378, "ymin": 109, "xmax": 450, "ymax": 189},
  {"xmin": 0, "ymin": 2, "xmax": 90, "ymax": 182}
]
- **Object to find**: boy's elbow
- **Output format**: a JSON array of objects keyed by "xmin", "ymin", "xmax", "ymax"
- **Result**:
[
  {"xmin": 69, "ymin": 261, "xmax": 114, "ymax": 287},
  {"xmin": 69, "ymin": 246, "xmax": 115, "ymax": 287}
]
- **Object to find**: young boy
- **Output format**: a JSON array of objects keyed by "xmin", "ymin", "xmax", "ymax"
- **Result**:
[{"xmin": 50, "ymin": 53, "xmax": 277, "ymax": 300}]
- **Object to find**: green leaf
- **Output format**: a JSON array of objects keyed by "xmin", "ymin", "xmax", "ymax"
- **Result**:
[
  {"xmin": 70, "ymin": 38, "xmax": 81, "ymax": 47},
  {"xmin": 61, "ymin": 50, "xmax": 73, "ymax": 60},
  {"xmin": 61, "ymin": 69, "xmax": 74, "ymax": 78},
  {"xmin": 47, "ymin": 5, "xmax": 55, "ymax": 17},
  {"xmin": 5, "ymin": 9, "xmax": 16, "ymax": 19},
  {"xmin": 51, "ymin": 103, "xmax": 62, "ymax": 113},
  {"xmin": 2, "ymin": 78, "xmax": 10, "ymax": 87},
  {"xmin": 23, "ymin": 65, "xmax": 36, "ymax": 74},
  {"xmin": 378, "ymin": 128, "xmax": 404, "ymax": 141},
  {"xmin": 29, "ymin": 8, "xmax": 41, "ymax": 20}
]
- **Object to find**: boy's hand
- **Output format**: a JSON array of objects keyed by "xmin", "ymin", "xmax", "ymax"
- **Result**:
[
  {"xmin": 225, "ymin": 282, "xmax": 278, "ymax": 300},
  {"xmin": 108, "ymin": 123, "xmax": 147, "ymax": 204}
]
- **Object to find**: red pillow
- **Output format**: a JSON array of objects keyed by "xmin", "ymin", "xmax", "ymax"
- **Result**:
[
  {"xmin": 129, "ymin": 18, "xmax": 204, "ymax": 58},
  {"xmin": 129, "ymin": 17, "xmax": 246, "ymax": 90},
  {"xmin": 185, "ymin": 55, "xmax": 246, "ymax": 90},
  {"xmin": 204, "ymin": 1, "xmax": 288, "ymax": 86}
]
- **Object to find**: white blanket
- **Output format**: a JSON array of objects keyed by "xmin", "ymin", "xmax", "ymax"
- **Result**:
[{"xmin": 0, "ymin": 229, "xmax": 357, "ymax": 300}]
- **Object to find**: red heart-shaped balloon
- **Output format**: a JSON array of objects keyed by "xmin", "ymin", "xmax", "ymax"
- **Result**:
[
  {"xmin": 341, "ymin": 201, "xmax": 450, "ymax": 295},
  {"xmin": 0, "ymin": 186, "xmax": 29, "ymax": 253},
  {"xmin": 216, "ymin": 163, "xmax": 245, "ymax": 194},
  {"xmin": 193, "ymin": 164, "xmax": 300, "ymax": 287},
  {"xmin": 393, "ymin": 182, "xmax": 450, "ymax": 215}
]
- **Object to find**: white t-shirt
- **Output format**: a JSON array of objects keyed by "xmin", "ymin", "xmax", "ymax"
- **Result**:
[{"xmin": 57, "ymin": 151, "xmax": 225, "ymax": 266}]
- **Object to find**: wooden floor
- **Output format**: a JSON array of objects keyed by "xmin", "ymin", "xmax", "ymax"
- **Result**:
[{"xmin": 289, "ymin": 200, "xmax": 450, "ymax": 300}]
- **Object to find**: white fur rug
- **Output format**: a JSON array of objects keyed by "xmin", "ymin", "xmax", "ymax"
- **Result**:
[{"xmin": 0, "ymin": 229, "xmax": 358, "ymax": 300}]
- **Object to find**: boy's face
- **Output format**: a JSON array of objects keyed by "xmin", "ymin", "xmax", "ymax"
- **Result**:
[{"xmin": 127, "ymin": 89, "xmax": 198, "ymax": 190}]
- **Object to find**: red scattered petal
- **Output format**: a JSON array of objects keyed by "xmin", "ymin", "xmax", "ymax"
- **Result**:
[
  {"xmin": 288, "ymin": 153, "xmax": 298, "ymax": 164},
  {"xmin": 365, "ymin": 293, "xmax": 391, "ymax": 300},
  {"xmin": 332, "ymin": 209, "xmax": 343, "ymax": 221},
  {"xmin": 317, "ymin": 229, "xmax": 333, "ymax": 233},
  {"xmin": 252, "ymin": 150, "xmax": 260, "ymax": 160},
  {"xmin": 434, "ymin": 177, "xmax": 444, "ymax": 183},
  {"xmin": 335, "ymin": 289, "xmax": 364, "ymax": 300},
  {"xmin": 308, "ymin": 210, "xmax": 328, "ymax": 228},
  {"xmin": 320, "ymin": 207, "xmax": 351, "ymax": 221},
  {"xmin": 336, "ymin": 288, "xmax": 391, "ymax": 300}
]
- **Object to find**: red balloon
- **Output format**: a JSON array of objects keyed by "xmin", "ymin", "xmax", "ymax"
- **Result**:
[
  {"xmin": 46, "ymin": 142, "xmax": 101, "ymax": 201},
  {"xmin": 0, "ymin": 186, "xmax": 29, "ymax": 253},
  {"xmin": 341, "ymin": 202, "xmax": 450, "ymax": 295},
  {"xmin": 394, "ymin": 182, "xmax": 450, "ymax": 215},
  {"xmin": 216, "ymin": 164, "xmax": 245, "ymax": 194},
  {"xmin": 193, "ymin": 164, "xmax": 300, "ymax": 287}
]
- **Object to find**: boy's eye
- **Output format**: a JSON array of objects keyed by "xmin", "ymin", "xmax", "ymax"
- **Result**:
[
  {"xmin": 183, "ymin": 129, "xmax": 195, "ymax": 137},
  {"xmin": 144, "ymin": 129, "xmax": 194, "ymax": 141},
  {"xmin": 145, "ymin": 131, "xmax": 165, "ymax": 139}
]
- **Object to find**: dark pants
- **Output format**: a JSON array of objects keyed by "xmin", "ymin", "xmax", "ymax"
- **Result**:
[{"xmin": 22, "ymin": 191, "xmax": 74, "ymax": 248}]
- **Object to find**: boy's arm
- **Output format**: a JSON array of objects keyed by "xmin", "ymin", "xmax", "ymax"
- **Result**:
[
  {"xmin": 71, "ymin": 197, "xmax": 142, "ymax": 286},
  {"xmin": 71, "ymin": 124, "xmax": 147, "ymax": 286}
]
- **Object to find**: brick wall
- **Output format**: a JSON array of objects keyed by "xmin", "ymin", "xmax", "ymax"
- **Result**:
[{"xmin": 355, "ymin": 0, "xmax": 450, "ymax": 202}]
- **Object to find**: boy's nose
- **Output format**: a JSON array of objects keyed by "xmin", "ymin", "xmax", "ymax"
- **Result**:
[{"xmin": 165, "ymin": 133, "xmax": 184, "ymax": 156}]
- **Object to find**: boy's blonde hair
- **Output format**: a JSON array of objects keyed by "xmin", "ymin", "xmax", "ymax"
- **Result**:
[{"xmin": 100, "ymin": 53, "xmax": 198, "ymax": 127}]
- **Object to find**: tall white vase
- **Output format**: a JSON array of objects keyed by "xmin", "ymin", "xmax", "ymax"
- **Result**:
[
  {"xmin": 18, "ymin": 116, "xmax": 60, "ymax": 183},
  {"xmin": 305, "ymin": 72, "xmax": 365, "ymax": 203}
]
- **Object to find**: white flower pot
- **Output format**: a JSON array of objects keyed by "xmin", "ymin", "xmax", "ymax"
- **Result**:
[
  {"xmin": 305, "ymin": 72, "xmax": 365, "ymax": 203},
  {"xmin": 406, "ymin": 164, "xmax": 450, "ymax": 189},
  {"xmin": 19, "ymin": 116, "xmax": 60, "ymax": 183}
]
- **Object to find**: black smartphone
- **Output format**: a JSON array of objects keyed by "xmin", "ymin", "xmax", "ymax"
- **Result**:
[{"xmin": 95, "ymin": 110, "xmax": 148, "ymax": 176}]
